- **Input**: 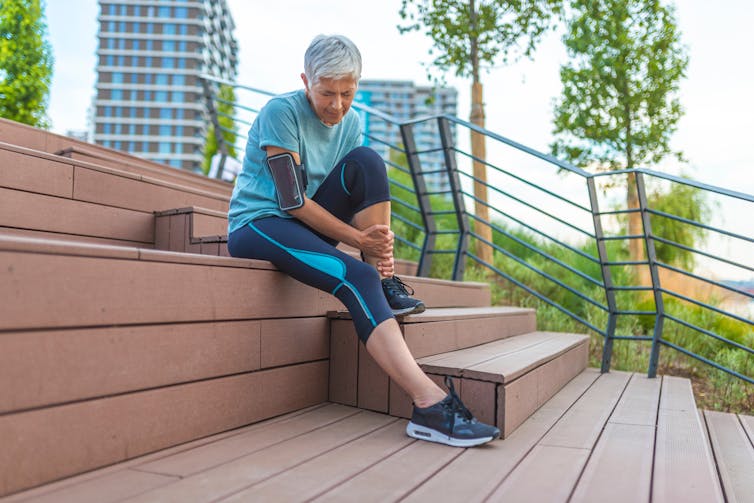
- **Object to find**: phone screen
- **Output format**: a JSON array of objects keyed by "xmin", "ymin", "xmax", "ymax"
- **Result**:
[{"xmin": 267, "ymin": 153, "xmax": 304, "ymax": 210}]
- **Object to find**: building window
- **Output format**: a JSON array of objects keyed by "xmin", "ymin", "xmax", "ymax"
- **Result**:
[
  {"xmin": 159, "ymin": 142, "xmax": 171, "ymax": 154},
  {"xmin": 155, "ymin": 90, "xmax": 168, "ymax": 102},
  {"xmin": 172, "ymin": 91, "xmax": 183, "ymax": 103}
]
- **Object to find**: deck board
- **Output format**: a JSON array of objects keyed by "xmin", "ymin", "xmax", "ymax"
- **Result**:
[
  {"xmin": 569, "ymin": 375, "xmax": 661, "ymax": 502},
  {"xmin": 488, "ymin": 371, "xmax": 631, "ymax": 500},
  {"xmin": 121, "ymin": 411, "xmax": 396, "ymax": 502},
  {"xmin": 704, "ymin": 410, "xmax": 754, "ymax": 503},
  {"xmin": 220, "ymin": 421, "xmax": 414, "ymax": 502},
  {"xmin": 652, "ymin": 376, "xmax": 724, "ymax": 503},
  {"xmin": 6, "ymin": 370, "xmax": 750, "ymax": 503}
]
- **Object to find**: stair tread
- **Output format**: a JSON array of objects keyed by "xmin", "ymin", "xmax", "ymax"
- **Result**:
[
  {"xmin": 328, "ymin": 306, "xmax": 532, "ymax": 322},
  {"xmin": 418, "ymin": 331, "xmax": 589, "ymax": 384}
]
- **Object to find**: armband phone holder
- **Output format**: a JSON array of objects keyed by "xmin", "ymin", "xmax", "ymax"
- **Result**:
[{"xmin": 266, "ymin": 152, "xmax": 308, "ymax": 211}]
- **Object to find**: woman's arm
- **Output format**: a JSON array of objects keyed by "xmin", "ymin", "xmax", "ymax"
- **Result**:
[{"xmin": 266, "ymin": 146, "xmax": 394, "ymax": 264}]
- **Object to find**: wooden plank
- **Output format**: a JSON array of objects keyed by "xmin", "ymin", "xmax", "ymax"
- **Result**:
[
  {"xmin": 0, "ymin": 187, "xmax": 153, "ymax": 243},
  {"xmin": 135, "ymin": 403, "xmax": 360, "ymax": 478},
  {"xmin": 0, "ymin": 226, "xmax": 151, "ymax": 248},
  {"xmin": 418, "ymin": 331, "xmax": 562, "ymax": 377},
  {"xmin": 741, "ymin": 414, "xmax": 754, "ymax": 446},
  {"xmin": 404, "ymin": 369, "xmax": 601, "ymax": 502},
  {"xmin": 329, "ymin": 320, "xmax": 359, "ymax": 406},
  {"xmin": 0, "ymin": 251, "xmax": 341, "ymax": 331},
  {"xmin": 223, "ymin": 421, "xmax": 413, "ymax": 502},
  {"xmin": 168, "ymin": 213, "xmax": 187, "ymax": 252},
  {"xmin": 497, "ymin": 341, "xmax": 589, "ymax": 437},
  {"xmin": 539, "ymin": 370, "xmax": 631, "ymax": 449},
  {"xmin": 260, "ymin": 317, "xmax": 329, "ymax": 368},
  {"xmin": 122, "ymin": 411, "xmax": 395, "ymax": 503},
  {"xmin": 0, "ymin": 321, "xmax": 262, "ymax": 413},
  {"xmin": 73, "ymin": 166, "xmax": 228, "ymax": 213},
  {"xmin": 0, "ymin": 362, "xmax": 328, "ymax": 497},
  {"xmin": 704, "ymin": 410, "xmax": 754, "ymax": 503},
  {"xmin": 312, "ymin": 430, "xmax": 462, "ymax": 502},
  {"xmin": 357, "ymin": 343, "xmax": 390, "ymax": 413},
  {"xmin": 0, "ymin": 470, "xmax": 177, "ymax": 503},
  {"xmin": 488, "ymin": 371, "xmax": 631, "ymax": 501},
  {"xmin": 191, "ymin": 210, "xmax": 228, "ymax": 238},
  {"xmin": 653, "ymin": 376, "xmax": 724, "ymax": 503},
  {"xmin": 464, "ymin": 333, "xmax": 588, "ymax": 384},
  {"xmin": 0, "ymin": 147, "xmax": 73, "ymax": 198},
  {"xmin": 0, "ymin": 120, "xmax": 47, "ymax": 150},
  {"xmin": 408, "ymin": 278, "xmax": 490, "ymax": 309},
  {"xmin": 0, "ymin": 234, "xmax": 140, "ymax": 259},
  {"xmin": 1, "ymin": 404, "xmax": 331, "ymax": 502},
  {"xmin": 569, "ymin": 375, "xmax": 662, "ymax": 503},
  {"xmin": 460, "ymin": 378, "xmax": 497, "ymax": 427},
  {"xmin": 402, "ymin": 309, "xmax": 536, "ymax": 358}
]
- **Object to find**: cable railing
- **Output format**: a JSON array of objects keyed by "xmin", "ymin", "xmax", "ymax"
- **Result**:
[{"xmin": 200, "ymin": 75, "xmax": 753, "ymax": 387}]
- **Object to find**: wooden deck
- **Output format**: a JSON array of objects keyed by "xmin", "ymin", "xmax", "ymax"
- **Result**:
[{"xmin": 5, "ymin": 369, "xmax": 752, "ymax": 503}]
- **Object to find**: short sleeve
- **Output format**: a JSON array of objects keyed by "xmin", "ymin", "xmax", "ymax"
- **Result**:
[{"xmin": 257, "ymin": 98, "xmax": 300, "ymax": 153}]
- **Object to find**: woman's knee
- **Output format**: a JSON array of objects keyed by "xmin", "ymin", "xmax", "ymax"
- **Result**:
[{"xmin": 347, "ymin": 146, "xmax": 387, "ymax": 179}]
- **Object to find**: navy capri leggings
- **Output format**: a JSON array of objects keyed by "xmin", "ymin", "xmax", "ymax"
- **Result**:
[{"xmin": 228, "ymin": 146, "xmax": 394, "ymax": 344}]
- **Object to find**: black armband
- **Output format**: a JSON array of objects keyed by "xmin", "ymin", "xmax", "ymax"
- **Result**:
[{"xmin": 267, "ymin": 152, "xmax": 308, "ymax": 211}]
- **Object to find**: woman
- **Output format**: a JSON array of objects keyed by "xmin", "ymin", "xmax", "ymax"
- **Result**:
[{"xmin": 228, "ymin": 34, "xmax": 499, "ymax": 447}]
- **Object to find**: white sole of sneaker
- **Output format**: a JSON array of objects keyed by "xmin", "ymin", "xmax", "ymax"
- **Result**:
[
  {"xmin": 406, "ymin": 422, "xmax": 497, "ymax": 448},
  {"xmin": 392, "ymin": 303, "xmax": 426, "ymax": 317}
]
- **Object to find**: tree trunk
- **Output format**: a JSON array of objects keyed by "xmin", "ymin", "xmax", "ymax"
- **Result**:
[
  {"xmin": 627, "ymin": 172, "xmax": 649, "ymax": 286},
  {"xmin": 470, "ymin": 81, "xmax": 493, "ymax": 265}
]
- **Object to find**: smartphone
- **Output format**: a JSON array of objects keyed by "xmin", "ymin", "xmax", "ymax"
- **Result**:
[{"xmin": 267, "ymin": 152, "xmax": 306, "ymax": 211}]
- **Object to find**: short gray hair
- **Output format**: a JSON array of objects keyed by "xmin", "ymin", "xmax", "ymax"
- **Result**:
[{"xmin": 304, "ymin": 34, "xmax": 362, "ymax": 85}]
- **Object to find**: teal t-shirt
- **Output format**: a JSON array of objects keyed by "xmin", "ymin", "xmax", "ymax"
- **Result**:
[{"xmin": 228, "ymin": 90, "xmax": 362, "ymax": 234}]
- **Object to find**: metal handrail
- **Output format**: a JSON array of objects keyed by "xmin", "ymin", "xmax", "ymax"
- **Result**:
[{"xmin": 199, "ymin": 75, "xmax": 754, "ymax": 388}]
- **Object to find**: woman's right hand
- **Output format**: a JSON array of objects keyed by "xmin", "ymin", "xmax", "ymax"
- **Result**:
[{"xmin": 357, "ymin": 224, "xmax": 394, "ymax": 259}]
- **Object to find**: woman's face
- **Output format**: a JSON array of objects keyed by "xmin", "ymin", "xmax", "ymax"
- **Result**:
[{"xmin": 301, "ymin": 74, "xmax": 358, "ymax": 126}]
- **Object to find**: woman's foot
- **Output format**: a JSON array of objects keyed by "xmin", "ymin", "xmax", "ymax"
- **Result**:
[
  {"xmin": 382, "ymin": 276, "xmax": 426, "ymax": 316},
  {"xmin": 406, "ymin": 376, "xmax": 500, "ymax": 447}
]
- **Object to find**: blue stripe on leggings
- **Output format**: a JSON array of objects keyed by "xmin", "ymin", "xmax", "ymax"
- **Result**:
[
  {"xmin": 340, "ymin": 163, "xmax": 351, "ymax": 196},
  {"xmin": 248, "ymin": 222, "xmax": 376, "ymax": 326}
]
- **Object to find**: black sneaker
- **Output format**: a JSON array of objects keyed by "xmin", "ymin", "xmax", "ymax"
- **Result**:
[
  {"xmin": 381, "ymin": 276, "xmax": 426, "ymax": 316},
  {"xmin": 406, "ymin": 376, "xmax": 500, "ymax": 447}
]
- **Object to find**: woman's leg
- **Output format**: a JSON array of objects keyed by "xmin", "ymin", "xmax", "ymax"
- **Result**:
[
  {"xmin": 227, "ymin": 217, "xmax": 444, "ymax": 405},
  {"xmin": 366, "ymin": 318, "xmax": 446, "ymax": 407}
]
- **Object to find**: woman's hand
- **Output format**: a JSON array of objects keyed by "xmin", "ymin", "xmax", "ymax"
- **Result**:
[
  {"xmin": 376, "ymin": 256, "xmax": 395, "ymax": 277},
  {"xmin": 357, "ymin": 224, "xmax": 394, "ymax": 259}
]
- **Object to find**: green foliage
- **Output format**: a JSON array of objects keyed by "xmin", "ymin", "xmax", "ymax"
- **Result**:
[
  {"xmin": 646, "ymin": 181, "xmax": 710, "ymax": 269},
  {"xmin": 0, "ymin": 0, "xmax": 53, "ymax": 128},
  {"xmin": 202, "ymin": 84, "xmax": 238, "ymax": 175},
  {"xmin": 551, "ymin": 0, "xmax": 688, "ymax": 171},
  {"xmin": 398, "ymin": 0, "xmax": 562, "ymax": 82}
]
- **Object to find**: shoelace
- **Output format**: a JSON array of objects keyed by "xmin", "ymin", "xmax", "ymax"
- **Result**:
[
  {"xmin": 384, "ymin": 276, "xmax": 415, "ymax": 297},
  {"xmin": 443, "ymin": 375, "xmax": 474, "ymax": 424}
]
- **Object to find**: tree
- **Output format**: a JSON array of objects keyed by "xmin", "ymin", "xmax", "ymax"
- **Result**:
[
  {"xmin": 0, "ymin": 0, "xmax": 53, "ymax": 128},
  {"xmin": 551, "ymin": 0, "xmax": 688, "ymax": 267},
  {"xmin": 202, "ymin": 84, "xmax": 238, "ymax": 176},
  {"xmin": 398, "ymin": 0, "xmax": 562, "ymax": 266}
]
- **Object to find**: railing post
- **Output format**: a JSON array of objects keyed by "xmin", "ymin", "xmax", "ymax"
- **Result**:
[
  {"xmin": 438, "ymin": 117, "xmax": 469, "ymax": 281},
  {"xmin": 400, "ymin": 123, "xmax": 435, "ymax": 276},
  {"xmin": 201, "ymin": 77, "xmax": 228, "ymax": 178},
  {"xmin": 636, "ymin": 171, "xmax": 665, "ymax": 378},
  {"xmin": 586, "ymin": 177, "xmax": 618, "ymax": 372}
]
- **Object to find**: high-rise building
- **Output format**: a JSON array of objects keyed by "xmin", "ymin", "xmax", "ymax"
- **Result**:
[
  {"xmin": 91, "ymin": 1, "xmax": 238, "ymax": 171},
  {"xmin": 355, "ymin": 80, "xmax": 458, "ymax": 193}
]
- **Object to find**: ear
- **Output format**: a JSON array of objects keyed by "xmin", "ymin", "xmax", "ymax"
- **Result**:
[{"xmin": 300, "ymin": 73, "xmax": 309, "ymax": 90}]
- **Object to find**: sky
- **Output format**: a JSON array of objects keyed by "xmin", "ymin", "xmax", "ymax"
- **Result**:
[{"xmin": 43, "ymin": 0, "xmax": 753, "ymax": 278}]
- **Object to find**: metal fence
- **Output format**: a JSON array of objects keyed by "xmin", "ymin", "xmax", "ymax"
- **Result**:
[{"xmin": 201, "ymin": 75, "xmax": 754, "ymax": 386}]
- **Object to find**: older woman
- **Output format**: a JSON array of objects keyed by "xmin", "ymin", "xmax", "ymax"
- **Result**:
[{"xmin": 228, "ymin": 34, "xmax": 499, "ymax": 447}]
